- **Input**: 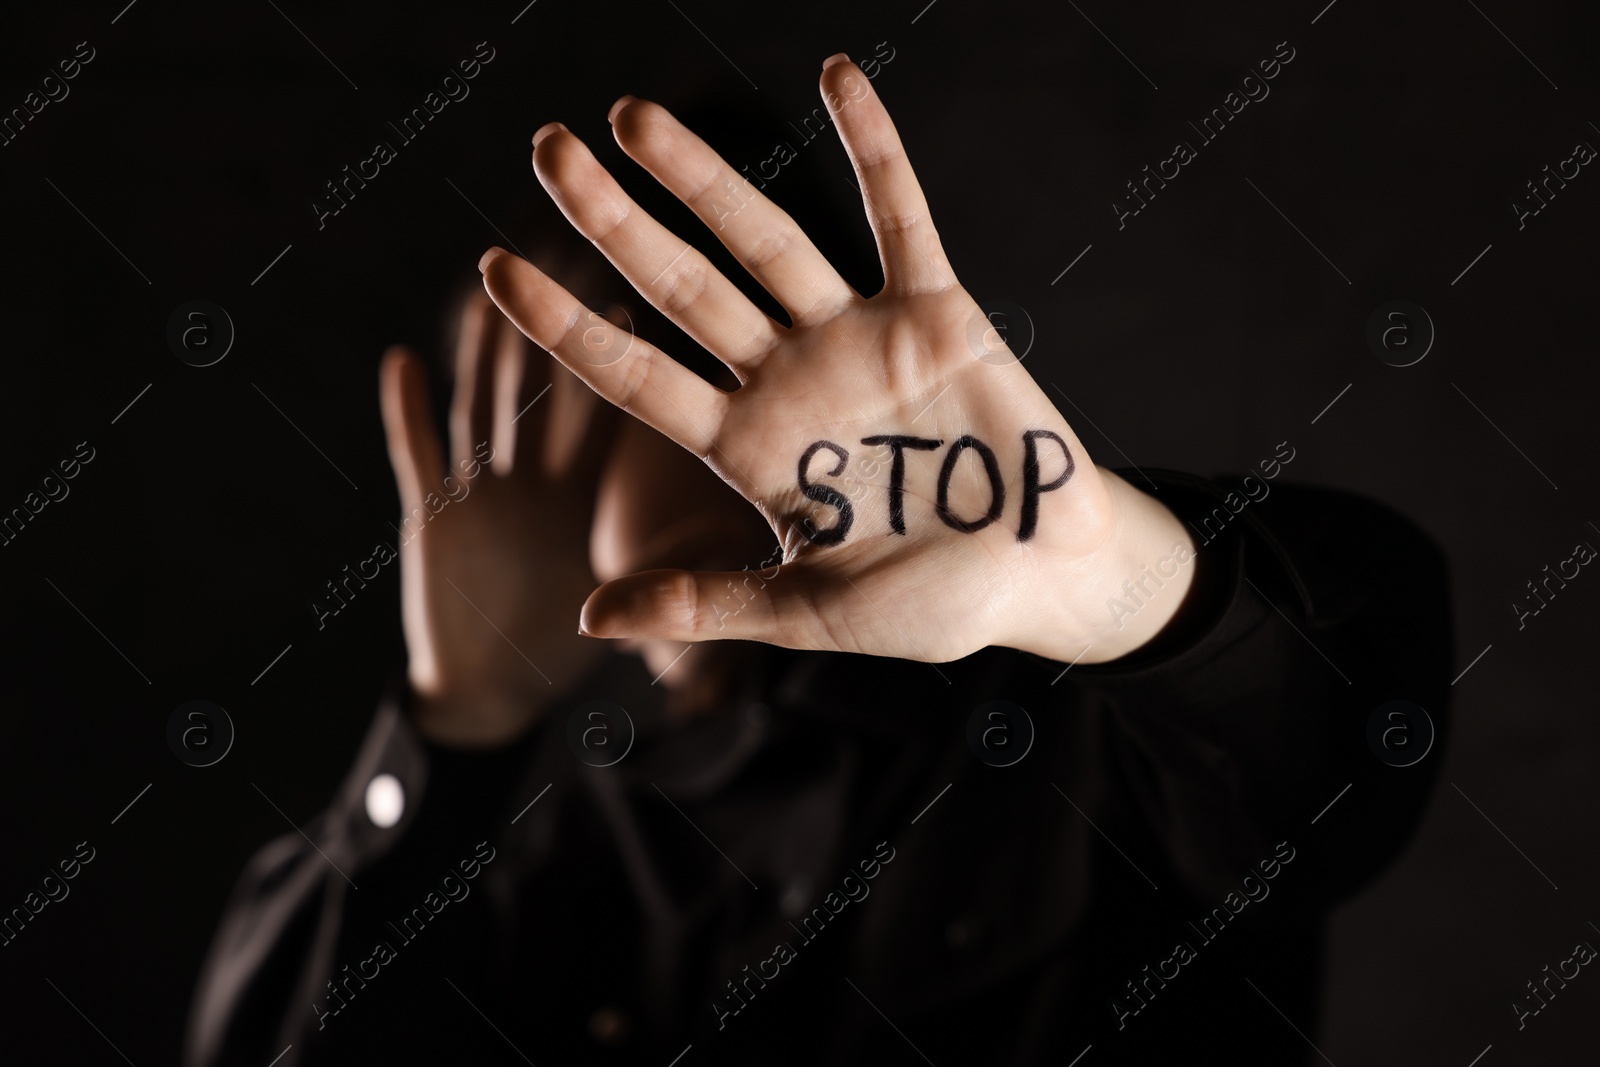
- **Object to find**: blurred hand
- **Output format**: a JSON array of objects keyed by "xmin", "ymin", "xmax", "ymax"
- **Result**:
[
  {"xmin": 481, "ymin": 55, "xmax": 1193, "ymax": 667},
  {"xmin": 380, "ymin": 294, "xmax": 615, "ymax": 745}
]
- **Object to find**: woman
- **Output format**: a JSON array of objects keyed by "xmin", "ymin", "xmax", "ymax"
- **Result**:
[{"xmin": 188, "ymin": 55, "xmax": 1450, "ymax": 1066}]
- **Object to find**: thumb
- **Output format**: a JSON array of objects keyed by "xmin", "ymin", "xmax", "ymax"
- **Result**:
[
  {"xmin": 379, "ymin": 346, "xmax": 447, "ymax": 511},
  {"xmin": 580, "ymin": 566, "xmax": 820, "ymax": 647}
]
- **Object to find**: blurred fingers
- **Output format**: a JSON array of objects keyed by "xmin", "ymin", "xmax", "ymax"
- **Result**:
[
  {"xmin": 449, "ymin": 292, "xmax": 501, "ymax": 467},
  {"xmin": 491, "ymin": 311, "xmax": 549, "ymax": 477},
  {"xmin": 379, "ymin": 345, "xmax": 447, "ymax": 510},
  {"xmin": 481, "ymin": 247, "xmax": 728, "ymax": 457}
]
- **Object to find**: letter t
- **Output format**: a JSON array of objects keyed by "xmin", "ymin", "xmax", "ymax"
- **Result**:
[{"xmin": 860, "ymin": 435, "xmax": 941, "ymax": 534}]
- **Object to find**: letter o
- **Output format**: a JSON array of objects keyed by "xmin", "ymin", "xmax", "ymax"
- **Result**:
[{"xmin": 935, "ymin": 436, "xmax": 1006, "ymax": 533}]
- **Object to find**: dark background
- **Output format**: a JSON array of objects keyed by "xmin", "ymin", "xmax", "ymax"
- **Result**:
[{"xmin": 1, "ymin": 0, "xmax": 1596, "ymax": 1062}]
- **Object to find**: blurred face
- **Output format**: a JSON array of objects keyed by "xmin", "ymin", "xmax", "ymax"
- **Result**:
[{"xmin": 589, "ymin": 414, "xmax": 775, "ymax": 681}]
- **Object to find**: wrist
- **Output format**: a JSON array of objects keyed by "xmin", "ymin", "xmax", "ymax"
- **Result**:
[
  {"xmin": 406, "ymin": 676, "xmax": 549, "ymax": 748},
  {"xmin": 1015, "ymin": 470, "xmax": 1198, "ymax": 666}
]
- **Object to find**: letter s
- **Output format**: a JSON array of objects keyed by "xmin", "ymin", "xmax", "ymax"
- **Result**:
[{"xmin": 796, "ymin": 441, "xmax": 854, "ymax": 546}]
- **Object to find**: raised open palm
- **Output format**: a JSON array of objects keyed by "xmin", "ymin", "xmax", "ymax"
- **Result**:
[
  {"xmin": 482, "ymin": 54, "xmax": 1192, "ymax": 666},
  {"xmin": 381, "ymin": 294, "xmax": 615, "ymax": 743}
]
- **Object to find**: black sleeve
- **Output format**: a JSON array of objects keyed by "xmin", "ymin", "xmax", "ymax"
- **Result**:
[
  {"xmin": 184, "ymin": 679, "xmax": 538, "ymax": 1067},
  {"xmin": 1066, "ymin": 468, "xmax": 1453, "ymax": 910}
]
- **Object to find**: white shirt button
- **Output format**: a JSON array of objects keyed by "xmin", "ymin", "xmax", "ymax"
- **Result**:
[{"xmin": 364, "ymin": 773, "xmax": 405, "ymax": 828}]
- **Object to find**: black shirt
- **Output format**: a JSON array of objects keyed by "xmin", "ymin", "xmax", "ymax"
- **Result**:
[{"xmin": 186, "ymin": 471, "xmax": 1451, "ymax": 1066}]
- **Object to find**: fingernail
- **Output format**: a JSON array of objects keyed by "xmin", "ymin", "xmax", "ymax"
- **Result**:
[
  {"xmin": 478, "ymin": 246, "xmax": 508, "ymax": 273},
  {"xmin": 532, "ymin": 121, "xmax": 567, "ymax": 147},
  {"xmin": 822, "ymin": 52, "xmax": 851, "ymax": 70},
  {"xmin": 607, "ymin": 95, "xmax": 636, "ymax": 124}
]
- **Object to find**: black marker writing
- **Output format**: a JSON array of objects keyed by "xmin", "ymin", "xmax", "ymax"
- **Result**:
[
  {"xmin": 1018, "ymin": 429, "xmax": 1074, "ymax": 542},
  {"xmin": 936, "ymin": 435, "xmax": 1006, "ymax": 533},
  {"xmin": 859, "ymin": 435, "xmax": 941, "ymax": 535},
  {"xmin": 797, "ymin": 440, "xmax": 854, "ymax": 545},
  {"xmin": 795, "ymin": 430, "xmax": 1076, "ymax": 545}
]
